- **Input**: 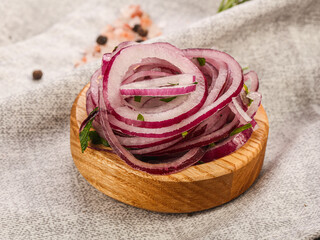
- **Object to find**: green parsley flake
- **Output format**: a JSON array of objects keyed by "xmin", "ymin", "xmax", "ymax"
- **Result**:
[
  {"xmin": 79, "ymin": 107, "xmax": 99, "ymax": 153},
  {"xmin": 167, "ymin": 82, "xmax": 179, "ymax": 86},
  {"xmin": 137, "ymin": 113, "xmax": 144, "ymax": 121},
  {"xmin": 134, "ymin": 96, "xmax": 142, "ymax": 102},
  {"xmin": 242, "ymin": 66, "xmax": 249, "ymax": 71},
  {"xmin": 230, "ymin": 123, "xmax": 252, "ymax": 136},
  {"xmin": 160, "ymin": 96, "xmax": 177, "ymax": 102},
  {"xmin": 208, "ymin": 142, "xmax": 216, "ymax": 148},
  {"xmin": 193, "ymin": 82, "xmax": 198, "ymax": 85},
  {"xmin": 243, "ymin": 84, "xmax": 253, "ymax": 106},
  {"xmin": 88, "ymin": 131, "xmax": 101, "ymax": 145},
  {"xmin": 197, "ymin": 57, "xmax": 206, "ymax": 66},
  {"xmin": 89, "ymin": 131, "xmax": 110, "ymax": 147},
  {"xmin": 218, "ymin": 0, "xmax": 250, "ymax": 13},
  {"xmin": 182, "ymin": 131, "xmax": 188, "ymax": 138},
  {"xmin": 243, "ymin": 83, "xmax": 249, "ymax": 94}
]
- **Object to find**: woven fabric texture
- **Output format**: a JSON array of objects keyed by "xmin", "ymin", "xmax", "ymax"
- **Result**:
[{"xmin": 0, "ymin": 0, "xmax": 319, "ymax": 239}]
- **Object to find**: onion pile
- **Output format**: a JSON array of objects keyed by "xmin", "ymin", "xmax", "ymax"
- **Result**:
[{"xmin": 85, "ymin": 42, "xmax": 261, "ymax": 175}]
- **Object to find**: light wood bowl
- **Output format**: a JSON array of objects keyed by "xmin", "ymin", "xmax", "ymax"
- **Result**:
[{"xmin": 70, "ymin": 84, "xmax": 269, "ymax": 213}]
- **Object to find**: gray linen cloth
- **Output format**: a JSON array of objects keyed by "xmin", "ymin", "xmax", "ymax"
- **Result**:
[{"xmin": 0, "ymin": 0, "xmax": 319, "ymax": 239}]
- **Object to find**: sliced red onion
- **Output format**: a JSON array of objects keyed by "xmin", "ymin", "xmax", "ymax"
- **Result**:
[
  {"xmin": 123, "ymin": 57, "xmax": 182, "ymax": 80},
  {"xmin": 104, "ymin": 43, "xmax": 207, "ymax": 129},
  {"xmin": 152, "ymin": 116, "xmax": 239, "ymax": 154},
  {"xmin": 122, "ymin": 73, "xmax": 195, "ymax": 88},
  {"xmin": 246, "ymin": 92, "xmax": 262, "ymax": 128},
  {"xmin": 99, "ymin": 109, "xmax": 205, "ymax": 175},
  {"xmin": 201, "ymin": 128, "xmax": 253, "ymax": 162},
  {"xmin": 83, "ymin": 42, "xmax": 261, "ymax": 175},
  {"xmin": 129, "ymin": 137, "xmax": 183, "ymax": 155},
  {"xmin": 229, "ymin": 97, "xmax": 252, "ymax": 125},
  {"xmin": 102, "ymin": 53, "xmax": 112, "ymax": 74},
  {"xmin": 121, "ymin": 71, "xmax": 171, "ymax": 85},
  {"xmin": 120, "ymin": 86, "xmax": 196, "ymax": 97},
  {"xmin": 86, "ymin": 68, "xmax": 101, "ymax": 114},
  {"xmin": 117, "ymin": 134, "xmax": 181, "ymax": 148},
  {"xmin": 102, "ymin": 41, "xmax": 138, "ymax": 75},
  {"xmin": 201, "ymin": 107, "xmax": 230, "ymax": 135},
  {"xmin": 201, "ymin": 90, "xmax": 262, "ymax": 162},
  {"xmin": 107, "ymin": 48, "xmax": 242, "ymax": 135},
  {"xmin": 244, "ymin": 71, "xmax": 259, "ymax": 92},
  {"xmin": 140, "ymin": 96, "xmax": 187, "ymax": 111},
  {"xmin": 120, "ymin": 74, "xmax": 196, "ymax": 96}
]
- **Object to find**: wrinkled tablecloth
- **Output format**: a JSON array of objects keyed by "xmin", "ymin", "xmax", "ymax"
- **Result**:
[{"xmin": 0, "ymin": 0, "xmax": 319, "ymax": 239}]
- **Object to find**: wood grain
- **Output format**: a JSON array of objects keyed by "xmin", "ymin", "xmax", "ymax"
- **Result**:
[{"xmin": 70, "ymin": 84, "xmax": 269, "ymax": 213}]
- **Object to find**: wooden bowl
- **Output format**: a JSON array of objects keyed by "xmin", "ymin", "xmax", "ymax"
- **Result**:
[{"xmin": 70, "ymin": 84, "xmax": 269, "ymax": 213}]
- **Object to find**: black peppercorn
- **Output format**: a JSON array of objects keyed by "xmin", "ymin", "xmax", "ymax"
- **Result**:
[
  {"xmin": 132, "ymin": 24, "xmax": 148, "ymax": 37},
  {"xmin": 137, "ymin": 28, "xmax": 148, "ymax": 37},
  {"xmin": 132, "ymin": 24, "xmax": 141, "ymax": 33},
  {"xmin": 32, "ymin": 70, "xmax": 43, "ymax": 80},
  {"xmin": 96, "ymin": 35, "xmax": 108, "ymax": 45}
]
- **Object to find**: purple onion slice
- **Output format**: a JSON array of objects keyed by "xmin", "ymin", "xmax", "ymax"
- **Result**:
[{"xmin": 82, "ymin": 42, "xmax": 262, "ymax": 175}]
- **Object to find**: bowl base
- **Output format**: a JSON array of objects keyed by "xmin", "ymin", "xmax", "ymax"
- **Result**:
[{"xmin": 70, "ymin": 84, "xmax": 269, "ymax": 213}]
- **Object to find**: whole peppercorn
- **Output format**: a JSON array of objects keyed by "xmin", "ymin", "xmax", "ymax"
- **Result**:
[
  {"xmin": 32, "ymin": 70, "xmax": 43, "ymax": 80},
  {"xmin": 132, "ymin": 24, "xmax": 148, "ymax": 37},
  {"xmin": 132, "ymin": 24, "xmax": 141, "ymax": 33},
  {"xmin": 96, "ymin": 35, "xmax": 108, "ymax": 45},
  {"xmin": 137, "ymin": 28, "xmax": 148, "ymax": 37}
]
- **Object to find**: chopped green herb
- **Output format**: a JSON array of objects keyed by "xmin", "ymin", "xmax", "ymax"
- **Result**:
[
  {"xmin": 243, "ymin": 84, "xmax": 253, "ymax": 106},
  {"xmin": 88, "ymin": 131, "xmax": 101, "ymax": 145},
  {"xmin": 230, "ymin": 123, "xmax": 252, "ymax": 136},
  {"xmin": 198, "ymin": 160, "xmax": 205, "ymax": 164},
  {"xmin": 134, "ymin": 96, "xmax": 142, "ymax": 102},
  {"xmin": 243, "ymin": 83, "xmax": 249, "ymax": 94},
  {"xmin": 101, "ymin": 138, "xmax": 110, "ymax": 147},
  {"xmin": 208, "ymin": 142, "xmax": 216, "ymax": 148},
  {"xmin": 167, "ymin": 82, "xmax": 179, "ymax": 86},
  {"xmin": 197, "ymin": 57, "xmax": 206, "ymax": 66},
  {"xmin": 193, "ymin": 82, "xmax": 198, "ymax": 85},
  {"xmin": 242, "ymin": 66, "xmax": 249, "ymax": 71},
  {"xmin": 89, "ymin": 131, "xmax": 110, "ymax": 147},
  {"xmin": 79, "ymin": 107, "xmax": 99, "ymax": 153},
  {"xmin": 182, "ymin": 131, "xmax": 188, "ymax": 138},
  {"xmin": 218, "ymin": 0, "xmax": 250, "ymax": 13},
  {"xmin": 160, "ymin": 96, "xmax": 177, "ymax": 102},
  {"xmin": 113, "ymin": 45, "xmax": 118, "ymax": 52},
  {"xmin": 137, "ymin": 113, "xmax": 144, "ymax": 121}
]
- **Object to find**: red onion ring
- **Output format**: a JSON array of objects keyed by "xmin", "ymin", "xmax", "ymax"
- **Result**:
[
  {"xmin": 120, "ymin": 74, "xmax": 196, "ymax": 97},
  {"xmin": 244, "ymin": 71, "xmax": 259, "ymax": 92},
  {"xmin": 84, "ymin": 42, "xmax": 261, "ymax": 175}
]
